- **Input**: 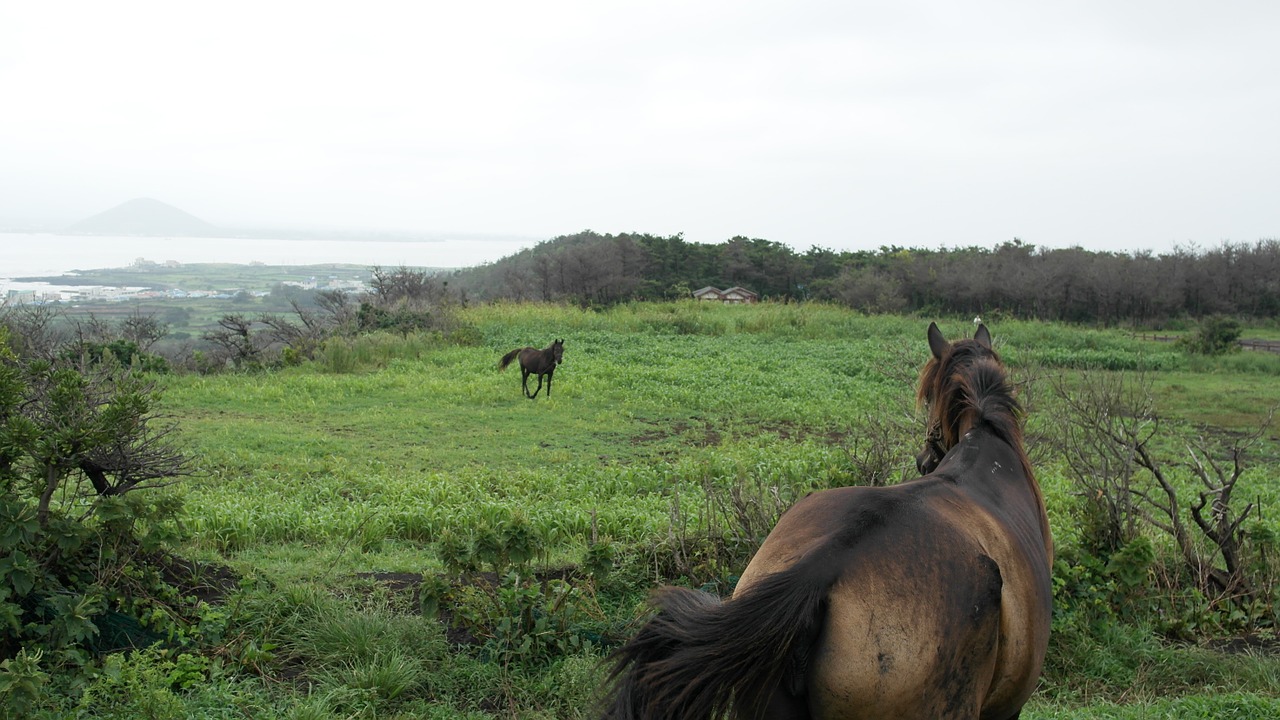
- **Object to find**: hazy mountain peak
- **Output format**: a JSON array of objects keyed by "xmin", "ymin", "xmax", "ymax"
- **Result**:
[{"xmin": 66, "ymin": 198, "xmax": 221, "ymax": 237}]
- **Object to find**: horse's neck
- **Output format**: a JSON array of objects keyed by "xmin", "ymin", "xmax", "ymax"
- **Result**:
[{"xmin": 944, "ymin": 424, "xmax": 1052, "ymax": 560}]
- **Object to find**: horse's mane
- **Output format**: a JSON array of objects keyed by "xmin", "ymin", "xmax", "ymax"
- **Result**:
[{"xmin": 916, "ymin": 339, "xmax": 1026, "ymax": 466}]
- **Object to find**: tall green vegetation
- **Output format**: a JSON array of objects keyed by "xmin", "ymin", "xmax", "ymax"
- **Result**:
[
  {"xmin": 4, "ymin": 302, "xmax": 1280, "ymax": 717},
  {"xmin": 0, "ymin": 324, "xmax": 194, "ymax": 717},
  {"xmin": 451, "ymin": 232, "xmax": 1280, "ymax": 324}
]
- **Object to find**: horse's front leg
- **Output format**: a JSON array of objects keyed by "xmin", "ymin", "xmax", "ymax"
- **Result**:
[
  {"xmin": 546, "ymin": 370, "xmax": 554, "ymax": 397},
  {"xmin": 529, "ymin": 373, "xmax": 543, "ymax": 399}
]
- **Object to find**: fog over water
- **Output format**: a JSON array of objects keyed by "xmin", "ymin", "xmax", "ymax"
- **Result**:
[{"xmin": 0, "ymin": 233, "xmax": 538, "ymax": 292}]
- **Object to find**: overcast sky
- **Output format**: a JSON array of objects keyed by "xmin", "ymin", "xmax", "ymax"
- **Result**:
[{"xmin": 1, "ymin": 1, "xmax": 1276, "ymax": 255}]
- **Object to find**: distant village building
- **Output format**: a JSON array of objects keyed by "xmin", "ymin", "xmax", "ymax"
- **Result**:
[
  {"xmin": 691, "ymin": 286, "xmax": 759, "ymax": 304},
  {"xmin": 4, "ymin": 289, "xmax": 63, "ymax": 305},
  {"xmin": 326, "ymin": 278, "xmax": 368, "ymax": 291},
  {"xmin": 82, "ymin": 286, "xmax": 131, "ymax": 301}
]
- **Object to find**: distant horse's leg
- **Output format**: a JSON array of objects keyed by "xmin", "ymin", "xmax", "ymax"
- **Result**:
[
  {"xmin": 529, "ymin": 372, "xmax": 543, "ymax": 399},
  {"xmin": 546, "ymin": 369, "xmax": 554, "ymax": 397},
  {"xmin": 521, "ymin": 368, "xmax": 533, "ymax": 398}
]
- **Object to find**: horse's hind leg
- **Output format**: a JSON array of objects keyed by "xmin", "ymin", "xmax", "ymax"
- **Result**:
[
  {"xmin": 521, "ymin": 369, "xmax": 533, "ymax": 398},
  {"xmin": 528, "ymin": 374, "xmax": 543, "ymax": 399}
]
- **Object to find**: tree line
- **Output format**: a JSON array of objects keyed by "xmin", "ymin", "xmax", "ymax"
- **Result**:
[{"xmin": 449, "ymin": 232, "xmax": 1280, "ymax": 324}]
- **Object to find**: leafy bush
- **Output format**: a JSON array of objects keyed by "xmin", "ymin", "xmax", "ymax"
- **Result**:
[
  {"xmin": 449, "ymin": 572, "xmax": 598, "ymax": 667},
  {"xmin": 1181, "ymin": 315, "xmax": 1242, "ymax": 355},
  {"xmin": 74, "ymin": 648, "xmax": 189, "ymax": 719},
  {"xmin": 0, "ymin": 648, "xmax": 50, "ymax": 718},
  {"xmin": 356, "ymin": 303, "xmax": 435, "ymax": 335},
  {"xmin": 1051, "ymin": 539, "xmax": 1155, "ymax": 633},
  {"xmin": 66, "ymin": 339, "xmax": 169, "ymax": 373},
  {"xmin": 0, "ymin": 327, "xmax": 190, "ymax": 696}
]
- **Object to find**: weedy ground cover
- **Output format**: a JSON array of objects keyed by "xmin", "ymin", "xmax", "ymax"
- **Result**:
[
  {"xmin": 164, "ymin": 305, "xmax": 926, "ymax": 561},
  {"xmin": 33, "ymin": 302, "xmax": 1279, "ymax": 718}
]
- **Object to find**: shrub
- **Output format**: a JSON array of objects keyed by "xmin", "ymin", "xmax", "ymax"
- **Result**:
[
  {"xmin": 0, "ymin": 327, "xmax": 190, "ymax": 685},
  {"xmin": 1181, "ymin": 315, "xmax": 1242, "ymax": 355},
  {"xmin": 66, "ymin": 339, "xmax": 169, "ymax": 373},
  {"xmin": 73, "ymin": 648, "xmax": 187, "ymax": 718}
]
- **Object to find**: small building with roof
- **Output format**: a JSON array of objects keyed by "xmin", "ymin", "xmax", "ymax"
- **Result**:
[{"xmin": 692, "ymin": 286, "xmax": 758, "ymax": 304}]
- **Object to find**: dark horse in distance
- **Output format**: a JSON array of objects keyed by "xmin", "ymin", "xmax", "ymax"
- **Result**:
[
  {"xmin": 600, "ymin": 323, "xmax": 1053, "ymax": 719},
  {"xmin": 499, "ymin": 338, "xmax": 564, "ymax": 399}
]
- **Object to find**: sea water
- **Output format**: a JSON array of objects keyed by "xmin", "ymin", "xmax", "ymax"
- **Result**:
[{"xmin": 0, "ymin": 232, "xmax": 539, "ymax": 295}]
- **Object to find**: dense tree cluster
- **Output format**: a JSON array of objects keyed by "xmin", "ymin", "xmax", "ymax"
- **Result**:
[{"xmin": 451, "ymin": 232, "xmax": 1280, "ymax": 323}]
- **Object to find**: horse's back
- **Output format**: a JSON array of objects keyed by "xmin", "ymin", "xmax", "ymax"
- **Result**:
[
  {"xmin": 737, "ymin": 480, "xmax": 1044, "ymax": 719},
  {"xmin": 517, "ymin": 347, "xmax": 546, "ymax": 370}
]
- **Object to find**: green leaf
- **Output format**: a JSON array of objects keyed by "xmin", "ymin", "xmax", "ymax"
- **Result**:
[
  {"xmin": 0, "ymin": 550, "xmax": 38, "ymax": 597},
  {"xmin": 0, "ymin": 500, "xmax": 39, "ymax": 548},
  {"xmin": 0, "ymin": 601, "xmax": 23, "ymax": 634}
]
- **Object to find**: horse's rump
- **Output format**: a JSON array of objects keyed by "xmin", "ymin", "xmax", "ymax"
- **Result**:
[{"xmin": 751, "ymin": 484, "xmax": 1011, "ymax": 718}]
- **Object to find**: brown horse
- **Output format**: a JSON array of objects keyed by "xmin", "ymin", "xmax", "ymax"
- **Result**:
[
  {"xmin": 499, "ymin": 338, "xmax": 564, "ymax": 399},
  {"xmin": 600, "ymin": 323, "xmax": 1053, "ymax": 719}
]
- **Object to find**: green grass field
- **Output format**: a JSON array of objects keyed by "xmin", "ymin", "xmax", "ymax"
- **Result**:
[{"xmin": 87, "ymin": 302, "xmax": 1280, "ymax": 717}]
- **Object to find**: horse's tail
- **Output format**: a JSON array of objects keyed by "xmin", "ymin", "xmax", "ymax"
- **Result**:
[
  {"xmin": 498, "ymin": 348, "xmax": 521, "ymax": 371},
  {"xmin": 599, "ymin": 566, "xmax": 827, "ymax": 719}
]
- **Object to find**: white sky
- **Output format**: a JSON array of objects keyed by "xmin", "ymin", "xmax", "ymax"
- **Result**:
[{"xmin": 1, "ymin": 1, "xmax": 1277, "ymax": 255}]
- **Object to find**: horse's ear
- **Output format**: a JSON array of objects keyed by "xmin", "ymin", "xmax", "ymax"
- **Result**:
[
  {"xmin": 927, "ymin": 322, "xmax": 949, "ymax": 360},
  {"xmin": 974, "ymin": 324, "xmax": 992, "ymax": 350}
]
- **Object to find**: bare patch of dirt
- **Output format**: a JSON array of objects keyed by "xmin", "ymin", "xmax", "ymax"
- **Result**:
[
  {"xmin": 357, "ymin": 570, "xmax": 423, "ymax": 595},
  {"xmin": 154, "ymin": 552, "xmax": 241, "ymax": 606},
  {"xmin": 1206, "ymin": 634, "xmax": 1280, "ymax": 656},
  {"xmin": 630, "ymin": 417, "xmax": 721, "ymax": 447}
]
